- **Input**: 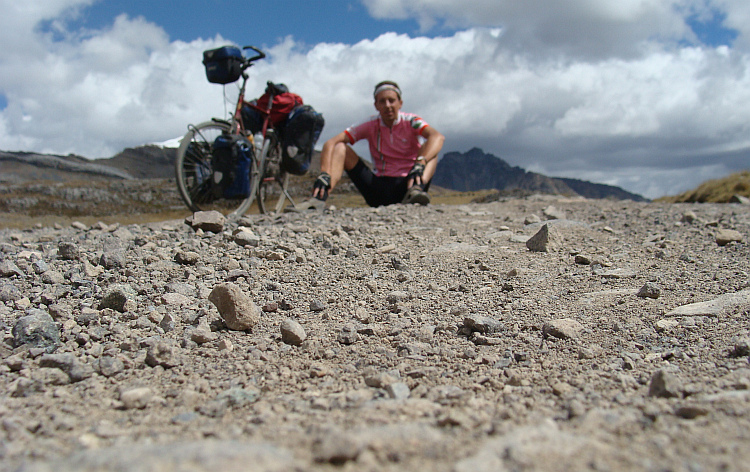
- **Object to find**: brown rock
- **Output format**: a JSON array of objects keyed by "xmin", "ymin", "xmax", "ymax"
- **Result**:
[
  {"xmin": 543, "ymin": 318, "xmax": 584, "ymax": 340},
  {"xmin": 280, "ymin": 319, "xmax": 307, "ymax": 346},
  {"xmin": 715, "ymin": 228, "xmax": 743, "ymax": 246},
  {"xmin": 208, "ymin": 283, "xmax": 260, "ymax": 331}
]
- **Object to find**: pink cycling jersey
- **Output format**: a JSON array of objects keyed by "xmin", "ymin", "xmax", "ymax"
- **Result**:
[{"xmin": 344, "ymin": 112, "xmax": 429, "ymax": 177}]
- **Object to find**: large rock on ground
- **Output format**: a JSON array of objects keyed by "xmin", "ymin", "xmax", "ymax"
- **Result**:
[
  {"xmin": 185, "ymin": 211, "xmax": 225, "ymax": 233},
  {"xmin": 665, "ymin": 289, "xmax": 750, "ymax": 317},
  {"xmin": 208, "ymin": 283, "xmax": 260, "ymax": 331}
]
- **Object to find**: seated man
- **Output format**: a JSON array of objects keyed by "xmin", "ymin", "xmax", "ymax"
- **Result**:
[{"xmin": 304, "ymin": 80, "xmax": 444, "ymax": 208}]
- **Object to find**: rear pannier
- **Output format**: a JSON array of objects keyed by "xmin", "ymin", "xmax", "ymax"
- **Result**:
[
  {"xmin": 202, "ymin": 46, "xmax": 244, "ymax": 84},
  {"xmin": 279, "ymin": 105, "xmax": 325, "ymax": 175}
]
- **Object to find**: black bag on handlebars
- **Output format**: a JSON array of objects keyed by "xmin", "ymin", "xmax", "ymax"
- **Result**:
[
  {"xmin": 203, "ymin": 46, "xmax": 243, "ymax": 84},
  {"xmin": 279, "ymin": 105, "xmax": 325, "ymax": 175},
  {"xmin": 212, "ymin": 134, "xmax": 253, "ymax": 199}
]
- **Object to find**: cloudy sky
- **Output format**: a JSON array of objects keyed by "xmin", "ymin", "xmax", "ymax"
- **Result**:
[{"xmin": 1, "ymin": 0, "xmax": 748, "ymax": 199}]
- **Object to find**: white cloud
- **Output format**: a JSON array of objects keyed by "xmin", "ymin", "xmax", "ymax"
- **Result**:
[
  {"xmin": 363, "ymin": 0, "xmax": 698, "ymax": 58},
  {"xmin": 0, "ymin": 3, "xmax": 230, "ymax": 157},
  {"xmin": 1, "ymin": 0, "xmax": 749, "ymax": 199}
]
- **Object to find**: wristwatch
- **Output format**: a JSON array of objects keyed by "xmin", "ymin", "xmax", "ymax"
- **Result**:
[{"xmin": 416, "ymin": 156, "xmax": 426, "ymax": 163}]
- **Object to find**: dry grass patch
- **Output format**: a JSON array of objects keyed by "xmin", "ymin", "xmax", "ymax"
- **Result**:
[{"xmin": 657, "ymin": 170, "xmax": 750, "ymax": 203}]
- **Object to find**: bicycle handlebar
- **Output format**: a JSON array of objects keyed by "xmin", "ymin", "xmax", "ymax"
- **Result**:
[{"xmin": 242, "ymin": 46, "xmax": 266, "ymax": 65}]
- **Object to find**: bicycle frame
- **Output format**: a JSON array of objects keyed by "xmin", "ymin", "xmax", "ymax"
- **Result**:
[{"xmin": 176, "ymin": 45, "xmax": 296, "ymax": 217}]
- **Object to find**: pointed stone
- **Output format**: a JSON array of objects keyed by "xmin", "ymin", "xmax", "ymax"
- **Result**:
[{"xmin": 526, "ymin": 224, "xmax": 563, "ymax": 252}]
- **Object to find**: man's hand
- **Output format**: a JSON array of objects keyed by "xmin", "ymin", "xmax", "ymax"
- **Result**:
[
  {"xmin": 312, "ymin": 172, "xmax": 331, "ymax": 200},
  {"xmin": 406, "ymin": 161, "xmax": 425, "ymax": 188}
]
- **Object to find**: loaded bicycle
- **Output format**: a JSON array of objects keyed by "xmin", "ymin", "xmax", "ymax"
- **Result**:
[{"xmin": 175, "ymin": 45, "xmax": 318, "ymax": 218}]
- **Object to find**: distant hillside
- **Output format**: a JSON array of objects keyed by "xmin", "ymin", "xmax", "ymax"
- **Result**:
[
  {"xmin": 2, "ymin": 145, "xmax": 645, "ymax": 202},
  {"xmin": 432, "ymin": 148, "xmax": 647, "ymax": 201},
  {"xmin": 0, "ymin": 150, "xmax": 132, "ymax": 183},
  {"xmin": 656, "ymin": 170, "xmax": 750, "ymax": 203},
  {"xmin": 0, "ymin": 146, "xmax": 177, "ymax": 183},
  {"xmin": 100, "ymin": 145, "xmax": 177, "ymax": 179}
]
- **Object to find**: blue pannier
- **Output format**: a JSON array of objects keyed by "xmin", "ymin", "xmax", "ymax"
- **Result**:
[
  {"xmin": 203, "ymin": 46, "xmax": 244, "ymax": 84},
  {"xmin": 212, "ymin": 135, "xmax": 253, "ymax": 199}
]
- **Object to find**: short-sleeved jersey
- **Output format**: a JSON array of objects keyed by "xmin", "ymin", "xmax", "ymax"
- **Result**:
[{"xmin": 344, "ymin": 112, "xmax": 429, "ymax": 177}]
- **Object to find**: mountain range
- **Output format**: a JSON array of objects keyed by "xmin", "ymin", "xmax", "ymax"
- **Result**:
[
  {"xmin": 432, "ymin": 148, "xmax": 646, "ymax": 201},
  {"xmin": 1, "ymin": 145, "xmax": 646, "ymax": 201}
]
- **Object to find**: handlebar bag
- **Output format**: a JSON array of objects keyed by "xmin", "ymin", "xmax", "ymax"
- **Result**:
[{"xmin": 203, "ymin": 46, "xmax": 243, "ymax": 84}]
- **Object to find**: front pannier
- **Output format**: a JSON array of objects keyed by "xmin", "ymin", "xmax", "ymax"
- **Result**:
[
  {"xmin": 212, "ymin": 134, "xmax": 253, "ymax": 199},
  {"xmin": 203, "ymin": 46, "xmax": 244, "ymax": 84}
]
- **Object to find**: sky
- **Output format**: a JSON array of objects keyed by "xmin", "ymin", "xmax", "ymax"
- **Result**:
[{"xmin": 1, "ymin": 0, "xmax": 749, "ymax": 199}]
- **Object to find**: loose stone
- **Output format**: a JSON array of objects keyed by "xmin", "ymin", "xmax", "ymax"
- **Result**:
[
  {"xmin": 542, "ymin": 318, "xmax": 584, "ymax": 340},
  {"xmin": 208, "ymin": 282, "xmax": 260, "ymax": 331},
  {"xmin": 637, "ymin": 282, "xmax": 661, "ymax": 299},
  {"xmin": 648, "ymin": 369, "xmax": 683, "ymax": 398},
  {"xmin": 280, "ymin": 319, "xmax": 307, "ymax": 346},
  {"xmin": 120, "ymin": 387, "xmax": 153, "ymax": 409},
  {"xmin": 526, "ymin": 224, "xmax": 563, "ymax": 253},
  {"xmin": 13, "ymin": 309, "xmax": 61, "ymax": 352},
  {"xmin": 185, "ymin": 211, "xmax": 225, "ymax": 233},
  {"xmin": 715, "ymin": 228, "xmax": 743, "ymax": 246}
]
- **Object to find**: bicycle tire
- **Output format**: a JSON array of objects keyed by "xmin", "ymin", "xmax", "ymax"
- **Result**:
[
  {"xmin": 174, "ymin": 120, "xmax": 259, "ymax": 218},
  {"xmin": 258, "ymin": 172, "xmax": 291, "ymax": 214}
]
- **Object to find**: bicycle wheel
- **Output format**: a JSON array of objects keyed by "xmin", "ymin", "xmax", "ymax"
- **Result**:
[
  {"xmin": 174, "ymin": 120, "xmax": 259, "ymax": 218},
  {"xmin": 256, "ymin": 137, "xmax": 292, "ymax": 214}
]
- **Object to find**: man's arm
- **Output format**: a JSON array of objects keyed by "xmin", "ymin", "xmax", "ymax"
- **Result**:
[
  {"xmin": 417, "ymin": 126, "xmax": 445, "ymax": 163},
  {"xmin": 408, "ymin": 125, "xmax": 445, "ymax": 187}
]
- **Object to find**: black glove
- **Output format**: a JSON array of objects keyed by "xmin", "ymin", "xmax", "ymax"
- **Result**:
[
  {"xmin": 313, "ymin": 172, "xmax": 331, "ymax": 200},
  {"xmin": 407, "ymin": 162, "xmax": 425, "ymax": 183}
]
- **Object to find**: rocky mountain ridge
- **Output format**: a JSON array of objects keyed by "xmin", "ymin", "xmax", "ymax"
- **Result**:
[
  {"xmin": 1, "ymin": 146, "xmax": 645, "ymax": 201},
  {"xmin": 433, "ymin": 148, "xmax": 647, "ymax": 202}
]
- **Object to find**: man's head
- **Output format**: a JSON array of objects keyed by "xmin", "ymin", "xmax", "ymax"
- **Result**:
[{"xmin": 373, "ymin": 81, "xmax": 402, "ymax": 126}]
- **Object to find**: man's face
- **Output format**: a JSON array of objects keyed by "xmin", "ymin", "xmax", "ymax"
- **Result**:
[{"xmin": 374, "ymin": 90, "xmax": 402, "ymax": 125}]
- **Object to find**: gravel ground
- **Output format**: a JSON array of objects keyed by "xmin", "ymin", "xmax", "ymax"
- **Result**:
[{"xmin": 1, "ymin": 195, "xmax": 749, "ymax": 472}]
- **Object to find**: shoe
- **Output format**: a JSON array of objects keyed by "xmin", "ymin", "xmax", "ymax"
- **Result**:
[
  {"xmin": 290, "ymin": 198, "xmax": 326, "ymax": 212},
  {"xmin": 402, "ymin": 186, "xmax": 430, "ymax": 205}
]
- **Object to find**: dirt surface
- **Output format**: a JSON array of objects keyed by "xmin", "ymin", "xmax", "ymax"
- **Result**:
[{"xmin": 1, "ymin": 196, "xmax": 749, "ymax": 471}]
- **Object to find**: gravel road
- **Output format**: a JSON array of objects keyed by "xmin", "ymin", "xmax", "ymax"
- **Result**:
[{"xmin": 1, "ymin": 195, "xmax": 749, "ymax": 471}]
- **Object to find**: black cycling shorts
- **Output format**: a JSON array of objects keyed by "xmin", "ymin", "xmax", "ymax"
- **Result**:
[{"xmin": 346, "ymin": 160, "xmax": 431, "ymax": 207}]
